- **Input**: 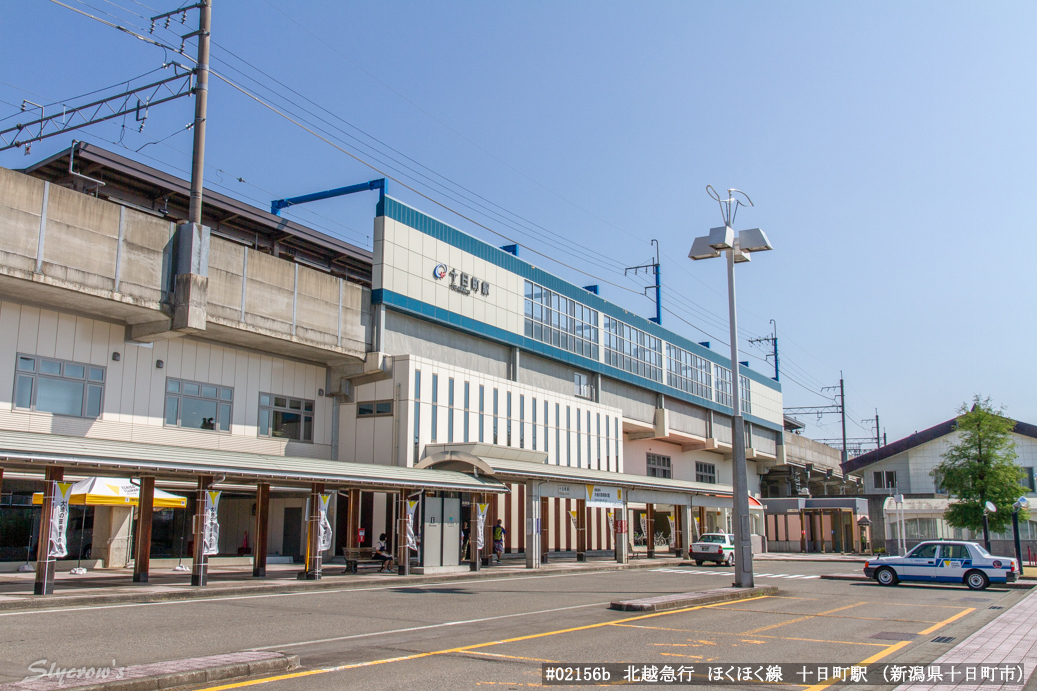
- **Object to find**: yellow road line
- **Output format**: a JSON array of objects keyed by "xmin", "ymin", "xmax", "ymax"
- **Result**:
[
  {"xmin": 718, "ymin": 606, "xmax": 942, "ymax": 624},
  {"xmin": 613, "ymin": 623, "xmax": 890, "ymax": 647},
  {"xmin": 460, "ymin": 651, "xmax": 558, "ymax": 663},
  {"xmin": 801, "ymin": 607, "xmax": 976, "ymax": 691},
  {"xmin": 743, "ymin": 602, "xmax": 867, "ymax": 634},
  {"xmin": 196, "ymin": 596, "xmax": 772, "ymax": 690}
]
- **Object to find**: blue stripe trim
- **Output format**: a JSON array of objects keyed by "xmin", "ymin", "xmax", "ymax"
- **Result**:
[
  {"xmin": 373, "ymin": 287, "xmax": 784, "ymax": 433},
  {"xmin": 379, "ymin": 196, "xmax": 781, "ymax": 393}
]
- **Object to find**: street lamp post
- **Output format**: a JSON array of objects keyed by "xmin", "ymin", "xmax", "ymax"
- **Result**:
[
  {"xmin": 689, "ymin": 187, "xmax": 773, "ymax": 589},
  {"xmin": 1012, "ymin": 497, "xmax": 1028, "ymax": 569}
]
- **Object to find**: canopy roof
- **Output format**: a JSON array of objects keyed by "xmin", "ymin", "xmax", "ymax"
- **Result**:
[
  {"xmin": 33, "ymin": 477, "xmax": 187, "ymax": 508},
  {"xmin": 0, "ymin": 429, "xmax": 507, "ymax": 493}
]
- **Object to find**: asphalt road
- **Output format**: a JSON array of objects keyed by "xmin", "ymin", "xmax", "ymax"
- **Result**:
[{"xmin": 0, "ymin": 561, "xmax": 1025, "ymax": 690}]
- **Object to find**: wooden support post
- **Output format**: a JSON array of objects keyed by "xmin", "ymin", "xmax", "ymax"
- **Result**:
[
  {"xmin": 397, "ymin": 489, "xmax": 411, "ymax": 575},
  {"xmin": 191, "ymin": 475, "xmax": 213, "ymax": 587},
  {"xmin": 346, "ymin": 488, "xmax": 361, "ymax": 562},
  {"xmin": 253, "ymin": 483, "xmax": 270, "ymax": 577},
  {"xmin": 645, "ymin": 503, "xmax": 656, "ymax": 558},
  {"xmin": 34, "ymin": 466, "xmax": 64, "ymax": 596},
  {"xmin": 133, "ymin": 476, "xmax": 155, "ymax": 583},
  {"xmin": 540, "ymin": 497, "xmax": 550, "ymax": 564},
  {"xmin": 575, "ymin": 498, "xmax": 587, "ymax": 561}
]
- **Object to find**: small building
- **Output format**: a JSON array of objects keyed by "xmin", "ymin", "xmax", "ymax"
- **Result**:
[{"xmin": 842, "ymin": 415, "xmax": 1037, "ymax": 554}]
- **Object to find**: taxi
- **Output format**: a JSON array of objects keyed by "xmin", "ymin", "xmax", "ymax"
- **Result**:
[
  {"xmin": 864, "ymin": 541, "xmax": 1018, "ymax": 590},
  {"xmin": 691, "ymin": 533, "xmax": 735, "ymax": 566}
]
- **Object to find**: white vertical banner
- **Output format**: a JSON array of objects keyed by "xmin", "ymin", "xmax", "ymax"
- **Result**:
[
  {"xmin": 476, "ymin": 503, "xmax": 488, "ymax": 550},
  {"xmin": 48, "ymin": 482, "xmax": 75, "ymax": 558},
  {"xmin": 568, "ymin": 509, "xmax": 578, "ymax": 530},
  {"xmin": 317, "ymin": 493, "xmax": 333, "ymax": 552},
  {"xmin": 202, "ymin": 490, "xmax": 222, "ymax": 556},
  {"xmin": 667, "ymin": 516, "xmax": 676, "ymax": 548},
  {"xmin": 607, "ymin": 509, "xmax": 615, "ymax": 536},
  {"xmin": 640, "ymin": 513, "xmax": 647, "ymax": 541},
  {"xmin": 406, "ymin": 500, "xmax": 419, "ymax": 550}
]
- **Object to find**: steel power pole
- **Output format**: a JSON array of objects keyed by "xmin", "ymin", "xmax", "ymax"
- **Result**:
[
  {"xmin": 840, "ymin": 375, "xmax": 847, "ymax": 464},
  {"xmin": 188, "ymin": 1, "xmax": 212, "ymax": 224},
  {"xmin": 727, "ymin": 247, "xmax": 753, "ymax": 589}
]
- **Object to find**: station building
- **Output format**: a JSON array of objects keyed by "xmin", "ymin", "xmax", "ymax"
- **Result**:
[{"xmin": 0, "ymin": 143, "xmax": 784, "ymax": 590}]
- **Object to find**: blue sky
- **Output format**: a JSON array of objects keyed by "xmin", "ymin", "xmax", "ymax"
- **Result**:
[{"xmin": 2, "ymin": 1, "xmax": 1034, "ymax": 446}]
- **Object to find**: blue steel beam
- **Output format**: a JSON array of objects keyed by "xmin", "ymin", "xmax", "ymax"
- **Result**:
[{"xmin": 270, "ymin": 178, "xmax": 385, "ymax": 216}]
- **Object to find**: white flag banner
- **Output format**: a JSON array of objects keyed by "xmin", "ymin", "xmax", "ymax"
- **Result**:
[
  {"xmin": 48, "ymin": 482, "xmax": 75, "ymax": 558},
  {"xmin": 476, "ymin": 503, "xmax": 488, "ymax": 550},
  {"xmin": 317, "ymin": 493, "xmax": 333, "ymax": 552},
  {"xmin": 667, "ymin": 516, "xmax": 676, "ymax": 548},
  {"xmin": 607, "ymin": 509, "xmax": 615, "ymax": 536},
  {"xmin": 202, "ymin": 490, "xmax": 222, "ymax": 556},
  {"xmin": 406, "ymin": 500, "xmax": 419, "ymax": 550},
  {"xmin": 568, "ymin": 509, "xmax": 578, "ymax": 529},
  {"xmin": 639, "ymin": 513, "xmax": 647, "ymax": 540}
]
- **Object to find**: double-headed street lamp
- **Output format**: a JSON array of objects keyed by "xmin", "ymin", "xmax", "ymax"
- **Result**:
[{"xmin": 689, "ymin": 187, "xmax": 773, "ymax": 589}]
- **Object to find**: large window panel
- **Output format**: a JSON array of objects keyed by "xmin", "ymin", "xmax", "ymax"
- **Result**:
[
  {"xmin": 13, "ymin": 354, "xmax": 104, "ymax": 419},
  {"xmin": 165, "ymin": 378, "xmax": 233, "ymax": 433},
  {"xmin": 524, "ymin": 280, "xmax": 599, "ymax": 360},
  {"xmin": 259, "ymin": 393, "xmax": 314, "ymax": 441}
]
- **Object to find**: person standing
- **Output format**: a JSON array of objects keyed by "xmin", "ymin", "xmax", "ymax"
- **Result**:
[
  {"xmin": 492, "ymin": 519, "xmax": 506, "ymax": 563},
  {"xmin": 461, "ymin": 521, "xmax": 471, "ymax": 561}
]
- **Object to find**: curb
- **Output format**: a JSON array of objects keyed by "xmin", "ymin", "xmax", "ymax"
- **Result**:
[
  {"xmin": 0, "ymin": 558, "xmax": 684, "ymax": 612},
  {"xmin": 0, "ymin": 653, "xmax": 299, "ymax": 691},
  {"xmin": 820, "ymin": 574, "xmax": 1037, "ymax": 589},
  {"xmin": 610, "ymin": 585, "xmax": 778, "ymax": 612}
]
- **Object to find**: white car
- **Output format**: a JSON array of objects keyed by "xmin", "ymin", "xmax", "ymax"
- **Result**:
[
  {"xmin": 864, "ymin": 541, "xmax": 1018, "ymax": 590},
  {"xmin": 691, "ymin": 533, "xmax": 735, "ymax": 566}
]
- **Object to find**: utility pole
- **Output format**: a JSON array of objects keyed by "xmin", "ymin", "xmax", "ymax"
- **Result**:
[
  {"xmin": 748, "ymin": 319, "xmax": 779, "ymax": 381},
  {"xmin": 840, "ymin": 374, "xmax": 847, "ymax": 465},
  {"xmin": 188, "ymin": 1, "xmax": 211, "ymax": 224},
  {"xmin": 626, "ymin": 239, "xmax": 662, "ymax": 324}
]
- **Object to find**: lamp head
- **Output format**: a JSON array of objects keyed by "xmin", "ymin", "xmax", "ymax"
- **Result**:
[
  {"xmin": 707, "ymin": 226, "xmax": 734, "ymax": 250},
  {"xmin": 738, "ymin": 228, "xmax": 773, "ymax": 253},
  {"xmin": 985, "ymin": 500, "xmax": 997, "ymax": 514},
  {"xmin": 689, "ymin": 235, "xmax": 720, "ymax": 261}
]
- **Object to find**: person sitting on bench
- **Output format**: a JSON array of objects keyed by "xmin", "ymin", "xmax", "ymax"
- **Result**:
[{"xmin": 373, "ymin": 533, "xmax": 394, "ymax": 572}]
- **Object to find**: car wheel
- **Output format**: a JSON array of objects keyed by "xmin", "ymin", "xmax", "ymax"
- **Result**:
[
  {"xmin": 695, "ymin": 560, "xmax": 703, "ymax": 566},
  {"xmin": 965, "ymin": 570, "xmax": 989, "ymax": 591},
  {"xmin": 875, "ymin": 567, "xmax": 898, "ymax": 586},
  {"xmin": 724, "ymin": 554, "xmax": 734, "ymax": 567}
]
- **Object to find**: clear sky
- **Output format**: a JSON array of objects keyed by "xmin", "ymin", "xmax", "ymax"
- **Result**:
[{"xmin": 2, "ymin": 1, "xmax": 1034, "ymax": 446}]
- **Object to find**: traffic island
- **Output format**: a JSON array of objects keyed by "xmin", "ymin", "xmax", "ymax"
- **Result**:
[
  {"xmin": 609, "ymin": 585, "xmax": 778, "ymax": 612},
  {"xmin": 0, "ymin": 652, "xmax": 299, "ymax": 691}
]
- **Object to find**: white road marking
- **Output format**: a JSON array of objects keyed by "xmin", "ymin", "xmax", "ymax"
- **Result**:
[{"xmin": 248, "ymin": 601, "xmax": 612, "ymax": 650}]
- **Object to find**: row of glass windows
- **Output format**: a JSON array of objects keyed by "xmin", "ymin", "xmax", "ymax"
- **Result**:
[
  {"xmin": 524, "ymin": 280, "xmax": 600, "ymax": 360},
  {"xmin": 604, "ymin": 316, "xmax": 663, "ymax": 382},
  {"xmin": 415, "ymin": 369, "xmax": 621, "ymax": 470},
  {"xmin": 13, "ymin": 354, "xmax": 315, "ymax": 442}
]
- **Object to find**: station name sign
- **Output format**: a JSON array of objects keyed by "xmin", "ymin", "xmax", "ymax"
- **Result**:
[{"xmin": 433, "ymin": 263, "xmax": 490, "ymax": 297}]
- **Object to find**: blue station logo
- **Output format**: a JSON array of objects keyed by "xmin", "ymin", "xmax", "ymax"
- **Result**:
[{"xmin": 432, "ymin": 263, "xmax": 449, "ymax": 280}]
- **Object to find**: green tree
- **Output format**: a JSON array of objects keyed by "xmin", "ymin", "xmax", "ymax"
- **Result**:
[{"xmin": 930, "ymin": 396, "xmax": 1028, "ymax": 533}]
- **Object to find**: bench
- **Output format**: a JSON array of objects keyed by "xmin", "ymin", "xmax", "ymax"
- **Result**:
[{"xmin": 343, "ymin": 548, "xmax": 391, "ymax": 574}]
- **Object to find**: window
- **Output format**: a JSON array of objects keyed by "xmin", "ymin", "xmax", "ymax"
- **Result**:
[
  {"xmin": 739, "ymin": 374, "xmax": 752, "ymax": 414},
  {"xmin": 431, "ymin": 374, "xmax": 438, "ymax": 442},
  {"xmin": 909, "ymin": 543, "xmax": 938, "ymax": 559},
  {"xmin": 493, "ymin": 388, "xmax": 499, "ymax": 444},
  {"xmin": 478, "ymin": 385, "xmax": 485, "ymax": 443},
  {"xmin": 14, "ymin": 355, "xmax": 104, "ymax": 419},
  {"xmin": 260, "ymin": 394, "xmax": 313, "ymax": 441},
  {"xmin": 357, "ymin": 400, "xmax": 393, "ymax": 417},
  {"xmin": 507, "ymin": 391, "xmax": 512, "ymax": 446},
  {"xmin": 544, "ymin": 400, "xmax": 549, "ymax": 454},
  {"xmin": 647, "ymin": 453, "xmax": 672, "ymax": 479},
  {"xmin": 576, "ymin": 407, "xmax": 582, "ymax": 467},
  {"xmin": 665, "ymin": 344, "xmax": 712, "ymax": 399},
  {"xmin": 414, "ymin": 370, "xmax": 421, "ymax": 464},
  {"xmin": 463, "ymin": 382, "xmax": 470, "ymax": 443},
  {"xmin": 605, "ymin": 416, "xmax": 611, "ymax": 471},
  {"xmin": 524, "ymin": 280, "xmax": 599, "ymax": 359},
  {"xmin": 695, "ymin": 461, "xmax": 716, "ymax": 484},
  {"xmin": 574, "ymin": 372, "xmax": 592, "ymax": 399},
  {"xmin": 596, "ymin": 413, "xmax": 601, "ymax": 470},
  {"xmin": 714, "ymin": 365, "xmax": 732, "ymax": 407},
  {"xmin": 1022, "ymin": 467, "xmax": 1035, "ymax": 492},
  {"xmin": 566, "ymin": 406, "xmax": 571, "ymax": 466},
  {"xmin": 873, "ymin": 470, "xmax": 897, "ymax": 490},
  {"xmin": 447, "ymin": 378, "xmax": 454, "ymax": 443},
  {"xmin": 165, "ymin": 378, "xmax": 232, "ymax": 432},
  {"xmin": 531, "ymin": 397, "xmax": 537, "ymax": 450},
  {"xmin": 603, "ymin": 316, "xmax": 662, "ymax": 382},
  {"xmin": 555, "ymin": 403, "xmax": 560, "ymax": 465},
  {"xmin": 519, "ymin": 394, "xmax": 525, "ymax": 449},
  {"xmin": 940, "ymin": 544, "xmax": 970, "ymax": 560}
]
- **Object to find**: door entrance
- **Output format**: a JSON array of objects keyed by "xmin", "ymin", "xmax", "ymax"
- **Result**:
[{"xmin": 283, "ymin": 507, "xmax": 302, "ymax": 561}]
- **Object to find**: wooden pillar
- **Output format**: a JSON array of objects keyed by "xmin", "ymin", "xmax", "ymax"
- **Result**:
[
  {"xmin": 302, "ymin": 482, "xmax": 324, "ymax": 580},
  {"xmin": 397, "ymin": 488, "xmax": 411, "ymax": 575},
  {"xmin": 253, "ymin": 483, "xmax": 270, "ymax": 577},
  {"xmin": 799, "ymin": 509, "xmax": 807, "ymax": 553},
  {"xmin": 575, "ymin": 498, "xmax": 587, "ymax": 561},
  {"xmin": 645, "ymin": 503, "xmax": 656, "ymax": 558},
  {"xmin": 345, "ymin": 488, "xmax": 361, "ymax": 561},
  {"xmin": 132, "ymin": 476, "xmax": 155, "ymax": 583},
  {"xmin": 540, "ymin": 497, "xmax": 550, "ymax": 564},
  {"xmin": 191, "ymin": 475, "xmax": 213, "ymax": 587},
  {"xmin": 486, "ymin": 494, "xmax": 499, "ymax": 565},
  {"xmin": 517, "ymin": 484, "xmax": 526, "ymax": 554},
  {"xmin": 34, "ymin": 466, "xmax": 64, "ymax": 596}
]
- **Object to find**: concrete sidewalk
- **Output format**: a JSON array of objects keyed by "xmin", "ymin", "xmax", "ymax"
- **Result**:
[{"xmin": 0, "ymin": 553, "xmax": 687, "ymax": 612}]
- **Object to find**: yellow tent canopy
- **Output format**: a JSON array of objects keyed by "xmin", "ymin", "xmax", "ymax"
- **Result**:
[{"xmin": 32, "ymin": 477, "xmax": 187, "ymax": 509}]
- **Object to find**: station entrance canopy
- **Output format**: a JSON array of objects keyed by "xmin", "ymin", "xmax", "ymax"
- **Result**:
[{"xmin": 419, "ymin": 442, "xmax": 734, "ymax": 508}]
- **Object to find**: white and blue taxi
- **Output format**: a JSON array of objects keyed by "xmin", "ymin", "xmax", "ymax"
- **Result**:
[{"xmin": 864, "ymin": 541, "xmax": 1018, "ymax": 590}]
